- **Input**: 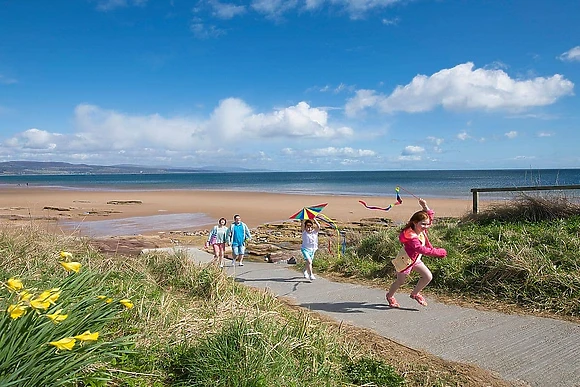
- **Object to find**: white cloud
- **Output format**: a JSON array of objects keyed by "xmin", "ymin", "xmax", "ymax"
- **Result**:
[
  {"xmin": 537, "ymin": 132, "xmax": 553, "ymax": 137},
  {"xmin": 209, "ymin": 0, "xmax": 247, "ymax": 19},
  {"xmin": 457, "ymin": 131, "xmax": 470, "ymax": 140},
  {"xmin": 507, "ymin": 112, "xmax": 558, "ymax": 120},
  {"xmin": 250, "ymin": 0, "xmax": 404, "ymax": 19},
  {"xmin": 241, "ymin": 100, "xmax": 354, "ymax": 139},
  {"xmin": 316, "ymin": 83, "xmax": 355, "ymax": 94},
  {"xmin": 309, "ymin": 146, "xmax": 375, "ymax": 157},
  {"xmin": 4, "ymin": 129, "xmax": 60, "ymax": 150},
  {"xmin": 505, "ymin": 131, "xmax": 518, "ymax": 139},
  {"xmin": 1, "ymin": 99, "xmax": 352, "ymax": 165},
  {"xmin": 190, "ymin": 18, "xmax": 227, "ymax": 39},
  {"xmin": 344, "ymin": 89, "xmax": 379, "ymax": 116},
  {"xmin": 95, "ymin": 0, "xmax": 146, "ymax": 11},
  {"xmin": 427, "ymin": 136, "xmax": 443, "ymax": 146},
  {"xmin": 251, "ymin": 0, "xmax": 298, "ymax": 18},
  {"xmin": 382, "ymin": 17, "xmax": 399, "ymax": 25},
  {"xmin": 398, "ymin": 155, "xmax": 421, "ymax": 161},
  {"xmin": 320, "ymin": 0, "xmax": 403, "ymax": 18},
  {"xmin": 345, "ymin": 62, "xmax": 574, "ymax": 116},
  {"xmin": 558, "ymin": 46, "xmax": 580, "ymax": 62},
  {"xmin": 401, "ymin": 145, "xmax": 424, "ymax": 155}
]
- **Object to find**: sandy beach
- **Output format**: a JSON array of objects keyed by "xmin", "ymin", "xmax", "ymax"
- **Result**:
[{"xmin": 0, "ymin": 186, "xmax": 476, "ymax": 236}]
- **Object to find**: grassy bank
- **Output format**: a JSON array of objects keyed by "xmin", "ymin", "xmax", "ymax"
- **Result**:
[
  {"xmin": 0, "ymin": 225, "xmax": 510, "ymax": 386},
  {"xmin": 315, "ymin": 196, "xmax": 580, "ymax": 319}
]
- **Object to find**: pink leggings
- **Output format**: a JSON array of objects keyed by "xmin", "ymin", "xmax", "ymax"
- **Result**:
[{"xmin": 386, "ymin": 261, "xmax": 433, "ymax": 298}]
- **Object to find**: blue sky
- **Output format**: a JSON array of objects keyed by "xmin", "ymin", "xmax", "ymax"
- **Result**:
[{"xmin": 1, "ymin": 0, "xmax": 579, "ymax": 171}]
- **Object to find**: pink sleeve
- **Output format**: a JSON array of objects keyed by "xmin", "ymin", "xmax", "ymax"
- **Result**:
[{"xmin": 405, "ymin": 237, "xmax": 446, "ymax": 258}]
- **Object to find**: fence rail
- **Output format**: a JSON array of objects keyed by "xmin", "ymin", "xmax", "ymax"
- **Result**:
[{"xmin": 470, "ymin": 184, "xmax": 580, "ymax": 214}]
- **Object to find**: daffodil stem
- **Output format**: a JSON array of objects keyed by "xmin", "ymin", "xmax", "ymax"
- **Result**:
[{"xmin": 106, "ymin": 368, "xmax": 162, "ymax": 377}]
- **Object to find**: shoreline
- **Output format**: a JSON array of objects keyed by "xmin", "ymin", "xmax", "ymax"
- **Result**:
[{"xmin": 0, "ymin": 186, "xmax": 479, "ymax": 236}]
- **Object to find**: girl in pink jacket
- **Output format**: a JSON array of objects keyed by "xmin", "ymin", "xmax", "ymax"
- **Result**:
[{"xmin": 386, "ymin": 198, "xmax": 447, "ymax": 307}]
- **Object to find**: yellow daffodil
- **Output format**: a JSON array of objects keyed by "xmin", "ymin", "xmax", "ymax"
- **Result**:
[
  {"xmin": 60, "ymin": 261, "xmax": 81, "ymax": 273},
  {"xmin": 30, "ymin": 298, "xmax": 50, "ymax": 310},
  {"xmin": 32, "ymin": 289, "xmax": 61, "ymax": 305},
  {"xmin": 6, "ymin": 277, "xmax": 23, "ymax": 291},
  {"xmin": 74, "ymin": 330, "xmax": 99, "ymax": 342},
  {"xmin": 119, "ymin": 299, "xmax": 134, "ymax": 309},
  {"xmin": 46, "ymin": 309, "xmax": 68, "ymax": 323},
  {"xmin": 46, "ymin": 291, "xmax": 61, "ymax": 304},
  {"xmin": 97, "ymin": 295, "xmax": 107, "ymax": 300},
  {"xmin": 7, "ymin": 304, "xmax": 27, "ymax": 319},
  {"xmin": 18, "ymin": 290, "xmax": 33, "ymax": 301},
  {"xmin": 105, "ymin": 298, "xmax": 113, "ymax": 303},
  {"xmin": 59, "ymin": 251, "xmax": 73, "ymax": 260},
  {"xmin": 97, "ymin": 295, "xmax": 113, "ymax": 303},
  {"xmin": 49, "ymin": 337, "xmax": 76, "ymax": 351},
  {"xmin": 37, "ymin": 289, "xmax": 52, "ymax": 301}
]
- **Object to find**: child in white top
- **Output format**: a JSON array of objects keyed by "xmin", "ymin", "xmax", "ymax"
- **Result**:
[{"xmin": 301, "ymin": 218, "xmax": 320, "ymax": 281}]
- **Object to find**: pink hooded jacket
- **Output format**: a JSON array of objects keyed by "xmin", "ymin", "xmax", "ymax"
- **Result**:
[{"xmin": 399, "ymin": 209, "xmax": 447, "ymax": 263}]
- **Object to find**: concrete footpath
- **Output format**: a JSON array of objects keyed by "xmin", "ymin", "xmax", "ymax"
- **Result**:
[{"xmin": 143, "ymin": 247, "xmax": 580, "ymax": 387}]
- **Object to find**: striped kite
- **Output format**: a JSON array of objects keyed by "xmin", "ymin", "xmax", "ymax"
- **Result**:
[
  {"xmin": 359, "ymin": 187, "xmax": 402, "ymax": 212},
  {"xmin": 289, "ymin": 203, "xmax": 328, "ymax": 220}
]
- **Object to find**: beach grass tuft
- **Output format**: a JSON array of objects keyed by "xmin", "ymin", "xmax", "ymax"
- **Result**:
[{"xmin": 462, "ymin": 193, "xmax": 580, "ymax": 224}]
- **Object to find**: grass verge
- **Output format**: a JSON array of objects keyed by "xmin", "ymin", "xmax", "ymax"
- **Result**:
[{"xmin": 0, "ymin": 224, "xmax": 511, "ymax": 386}]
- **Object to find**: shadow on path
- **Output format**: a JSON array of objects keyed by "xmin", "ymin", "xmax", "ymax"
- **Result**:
[{"xmin": 300, "ymin": 301, "xmax": 419, "ymax": 313}]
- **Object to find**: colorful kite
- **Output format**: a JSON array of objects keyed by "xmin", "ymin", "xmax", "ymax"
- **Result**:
[
  {"xmin": 359, "ymin": 187, "xmax": 402, "ymax": 212},
  {"xmin": 289, "ymin": 203, "xmax": 328, "ymax": 220}
]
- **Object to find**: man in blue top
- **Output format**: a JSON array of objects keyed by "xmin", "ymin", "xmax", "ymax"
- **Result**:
[{"xmin": 228, "ymin": 214, "xmax": 251, "ymax": 266}]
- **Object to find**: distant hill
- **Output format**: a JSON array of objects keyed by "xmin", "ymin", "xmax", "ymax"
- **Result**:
[{"xmin": 0, "ymin": 161, "xmax": 224, "ymax": 175}]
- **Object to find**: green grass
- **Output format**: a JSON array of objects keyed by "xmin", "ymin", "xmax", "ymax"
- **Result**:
[{"xmin": 0, "ymin": 225, "xmax": 412, "ymax": 386}]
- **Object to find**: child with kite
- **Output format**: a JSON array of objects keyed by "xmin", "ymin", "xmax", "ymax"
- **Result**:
[
  {"xmin": 301, "ymin": 218, "xmax": 320, "ymax": 281},
  {"xmin": 386, "ymin": 198, "xmax": 447, "ymax": 307}
]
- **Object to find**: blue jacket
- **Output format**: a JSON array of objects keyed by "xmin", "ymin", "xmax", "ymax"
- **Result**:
[{"xmin": 228, "ymin": 222, "xmax": 251, "ymax": 246}]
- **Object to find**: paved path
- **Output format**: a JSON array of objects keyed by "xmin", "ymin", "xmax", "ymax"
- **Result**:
[{"xmin": 143, "ymin": 247, "xmax": 580, "ymax": 387}]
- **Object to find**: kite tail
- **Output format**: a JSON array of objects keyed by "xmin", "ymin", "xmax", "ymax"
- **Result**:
[
  {"xmin": 359, "ymin": 200, "xmax": 394, "ymax": 212},
  {"xmin": 316, "ymin": 213, "xmax": 341, "ymax": 258}
]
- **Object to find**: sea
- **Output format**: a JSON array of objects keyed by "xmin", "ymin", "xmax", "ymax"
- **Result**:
[
  {"xmin": 0, "ymin": 169, "xmax": 579, "ymax": 199},
  {"xmin": 2, "ymin": 169, "xmax": 579, "ymax": 237}
]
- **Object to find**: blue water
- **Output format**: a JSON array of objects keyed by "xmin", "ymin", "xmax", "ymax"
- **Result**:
[{"xmin": 1, "ymin": 169, "xmax": 579, "ymax": 199}]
